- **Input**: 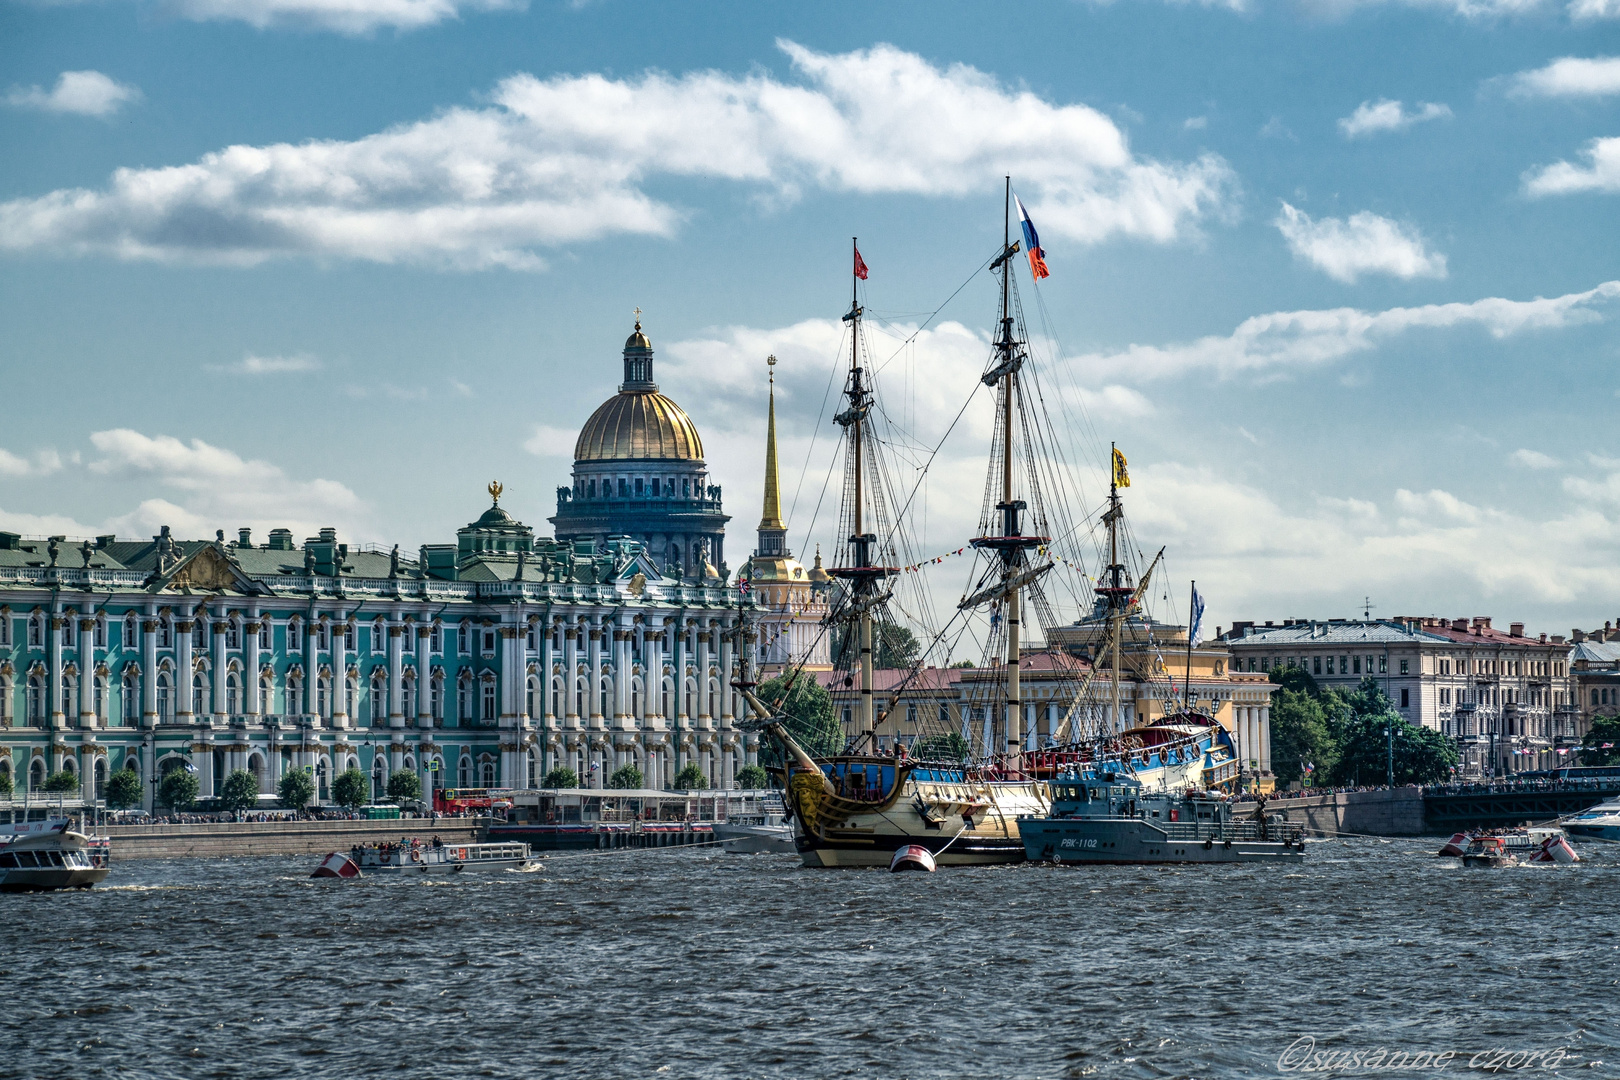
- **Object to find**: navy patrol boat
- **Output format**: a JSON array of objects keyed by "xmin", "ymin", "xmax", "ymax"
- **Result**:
[{"xmin": 1020, "ymin": 771, "xmax": 1305, "ymax": 865}]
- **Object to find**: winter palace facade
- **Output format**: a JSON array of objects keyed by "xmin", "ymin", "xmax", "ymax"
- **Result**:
[{"xmin": 0, "ymin": 321, "xmax": 777, "ymax": 809}]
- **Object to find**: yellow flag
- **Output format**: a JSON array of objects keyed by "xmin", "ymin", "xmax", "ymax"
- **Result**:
[{"xmin": 1112, "ymin": 447, "xmax": 1130, "ymax": 488}]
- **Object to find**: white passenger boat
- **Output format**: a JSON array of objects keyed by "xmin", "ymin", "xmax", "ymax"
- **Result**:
[
  {"xmin": 0, "ymin": 818, "xmax": 111, "ymax": 891},
  {"xmin": 313, "ymin": 839, "xmax": 535, "ymax": 877},
  {"xmin": 1562, "ymin": 797, "xmax": 1620, "ymax": 843},
  {"xmin": 713, "ymin": 792, "xmax": 796, "ymax": 853}
]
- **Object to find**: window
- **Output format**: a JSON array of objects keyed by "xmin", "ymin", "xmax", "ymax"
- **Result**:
[
  {"xmin": 94, "ymin": 618, "xmax": 107, "ymax": 649},
  {"xmin": 226, "ymin": 619, "xmax": 239, "ymax": 650},
  {"xmin": 226, "ymin": 673, "xmax": 240, "ymax": 716},
  {"xmin": 344, "ymin": 675, "xmax": 356, "ymax": 720},
  {"xmin": 482, "ymin": 679, "xmax": 497, "ymax": 723},
  {"xmin": 343, "ymin": 623, "xmax": 355, "ymax": 652},
  {"xmin": 0, "ymin": 613, "xmax": 10, "ymax": 648},
  {"xmin": 667, "ymin": 476, "xmax": 675, "ymax": 496},
  {"xmin": 457, "ymin": 622, "xmax": 469, "ymax": 656},
  {"xmin": 1379, "ymin": 656, "xmax": 1387, "ymax": 674},
  {"xmin": 431, "ymin": 674, "xmax": 444, "ymax": 724},
  {"xmin": 260, "ymin": 674, "xmax": 272, "ymax": 715},
  {"xmin": 481, "ymin": 629, "xmax": 496, "ymax": 656},
  {"xmin": 28, "ymin": 612, "xmax": 43, "ymax": 648},
  {"xmin": 316, "ymin": 675, "xmax": 330, "ymax": 719},
  {"xmin": 1400, "ymin": 688, "xmax": 1410, "ymax": 708},
  {"xmin": 402, "ymin": 674, "xmax": 416, "ymax": 720},
  {"xmin": 649, "ymin": 478, "xmax": 659, "ymax": 496},
  {"xmin": 371, "ymin": 671, "xmax": 387, "ymax": 725},
  {"xmin": 480, "ymin": 760, "xmax": 495, "ymax": 787},
  {"xmin": 317, "ymin": 622, "xmax": 329, "ymax": 651},
  {"xmin": 64, "ymin": 618, "xmax": 76, "ymax": 647},
  {"xmin": 1399, "ymin": 659, "xmax": 1409, "ymax": 675},
  {"xmin": 192, "ymin": 673, "xmax": 206, "ymax": 716},
  {"xmin": 618, "ymin": 478, "xmax": 628, "ymax": 498},
  {"xmin": 588, "ymin": 479, "xmax": 596, "ymax": 498},
  {"xmin": 288, "ymin": 619, "xmax": 302, "ymax": 653},
  {"xmin": 457, "ymin": 676, "xmax": 472, "ymax": 722},
  {"xmin": 526, "ymin": 623, "xmax": 537, "ymax": 652},
  {"xmin": 23, "ymin": 674, "xmax": 42, "ymax": 722},
  {"xmin": 430, "ymin": 624, "xmax": 443, "ymax": 654},
  {"xmin": 1353, "ymin": 656, "xmax": 1361, "ymax": 675},
  {"xmin": 1313, "ymin": 656, "xmax": 1322, "ymax": 675},
  {"xmin": 259, "ymin": 620, "xmax": 272, "ymax": 650},
  {"xmin": 458, "ymin": 755, "xmax": 471, "ymax": 786},
  {"xmin": 635, "ymin": 477, "xmax": 644, "ymax": 497},
  {"xmin": 156, "ymin": 673, "xmax": 172, "ymax": 722},
  {"xmin": 285, "ymin": 676, "xmax": 301, "ymax": 717},
  {"xmin": 683, "ymin": 478, "xmax": 691, "ymax": 497},
  {"xmin": 191, "ymin": 622, "xmax": 204, "ymax": 649}
]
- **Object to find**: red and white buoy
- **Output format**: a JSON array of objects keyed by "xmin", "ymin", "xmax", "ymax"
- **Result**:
[
  {"xmin": 889, "ymin": 844, "xmax": 937, "ymax": 873},
  {"xmin": 1527, "ymin": 835, "xmax": 1580, "ymax": 864},
  {"xmin": 311, "ymin": 852, "xmax": 361, "ymax": 878},
  {"xmin": 1436, "ymin": 832, "xmax": 1470, "ymax": 858}
]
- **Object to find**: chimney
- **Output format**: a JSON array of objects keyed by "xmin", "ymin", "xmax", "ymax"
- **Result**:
[
  {"xmin": 1510, "ymin": 622, "xmax": 1525, "ymax": 638},
  {"xmin": 1539, "ymin": 633, "xmax": 1548, "ymax": 644},
  {"xmin": 1452, "ymin": 618, "xmax": 1469, "ymax": 632},
  {"xmin": 1265, "ymin": 620, "xmax": 1274, "ymax": 627},
  {"xmin": 238, "ymin": 527, "xmax": 252, "ymax": 548},
  {"xmin": 1473, "ymin": 616, "xmax": 1491, "ymax": 631},
  {"xmin": 319, "ymin": 527, "xmax": 337, "ymax": 543},
  {"xmin": 1573, "ymin": 629, "xmax": 1586, "ymax": 643}
]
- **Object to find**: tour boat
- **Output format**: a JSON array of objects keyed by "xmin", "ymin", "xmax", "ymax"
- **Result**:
[
  {"xmin": 1020, "ymin": 771, "xmax": 1305, "ymax": 865},
  {"xmin": 0, "ymin": 818, "xmax": 111, "ymax": 891},
  {"xmin": 1562, "ymin": 797, "xmax": 1620, "ymax": 843},
  {"xmin": 712, "ymin": 792, "xmax": 795, "ymax": 853},
  {"xmin": 312, "ymin": 839, "xmax": 535, "ymax": 877},
  {"xmin": 1460, "ymin": 835, "xmax": 1519, "ymax": 868},
  {"xmin": 1436, "ymin": 826, "xmax": 1569, "ymax": 858}
]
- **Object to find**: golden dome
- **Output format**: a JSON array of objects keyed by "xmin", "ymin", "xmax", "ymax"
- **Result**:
[{"xmin": 575, "ymin": 390, "xmax": 704, "ymax": 462}]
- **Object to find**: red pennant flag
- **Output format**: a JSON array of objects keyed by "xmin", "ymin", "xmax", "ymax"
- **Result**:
[{"xmin": 854, "ymin": 246, "xmax": 869, "ymax": 280}]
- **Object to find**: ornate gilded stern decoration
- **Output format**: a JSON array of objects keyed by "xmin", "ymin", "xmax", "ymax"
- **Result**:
[{"xmin": 488, "ymin": 480, "xmax": 503, "ymax": 505}]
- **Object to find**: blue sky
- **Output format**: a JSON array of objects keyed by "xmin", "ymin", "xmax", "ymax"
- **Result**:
[{"xmin": 2, "ymin": 0, "xmax": 1618, "ymax": 637}]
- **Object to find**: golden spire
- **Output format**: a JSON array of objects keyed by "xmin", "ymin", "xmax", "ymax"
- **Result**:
[{"xmin": 760, "ymin": 355, "xmax": 783, "ymax": 530}]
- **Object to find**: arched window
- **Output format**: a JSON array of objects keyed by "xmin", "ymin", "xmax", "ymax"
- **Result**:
[
  {"xmin": 631, "ymin": 677, "xmax": 642, "ymax": 718},
  {"xmin": 248, "ymin": 752, "xmax": 267, "ymax": 792},
  {"xmin": 156, "ymin": 671, "xmax": 172, "ymax": 723},
  {"xmin": 27, "ymin": 612, "xmax": 43, "ymax": 648},
  {"xmin": 93, "ymin": 757, "xmax": 106, "ymax": 801},
  {"xmin": 430, "ymin": 672, "xmax": 444, "ymax": 726},
  {"xmin": 93, "ymin": 675, "xmax": 107, "ymax": 723},
  {"xmin": 599, "ymin": 677, "xmax": 611, "ymax": 718},
  {"xmin": 373, "ymin": 618, "xmax": 387, "ymax": 655},
  {"xmin": 370, "ymin": 670, "xmax": 387, "ymax": 724},
  {"xmin": 402, "ymin": 671, "xmax": 417, "ymax": 721},
  {"xmin": 30, "ymin": 756, "xmax": 46, "ymax": 790},
  {"xmin": 123, "ymin": 612, "xmax": 138, "ymax": 646},
  {"xmin": 526, "ymin": 676, "xmax": 540, "ymax": 719},
  {"xmin": 158, "ymin": 615, "xmax": 172, "ymax": 649},
  {"xmin": 285, "ymin": 675, "xmax": 302, "ymax": 717},
  {"xmin": 574, "ymin": 678, "xmax": 585, "ymax": 717},
  {"xmin": 225, "ymin": 672, "xmax": 241, "ymax": 717},
  {"xmin": 549, "ymin": 676, "xmax": 561, "ymax": 717},
  {"xmin": 192, "ymin": 673, "xmax": 207, "ymax": 717},
  {"xmin": 481, "ymin": 676, "xmax": 496, "ymax": 723},
  {"xmin": 457, "ymin": 754, "xmax": 472, "ymax": 786},
  {"xmin": 259, "ymin": 672, "xmax": 272, "ymax": 716},
  {"xmin": 121, "ymin": 670, "xmax": 138, "ymax": 726},
  {"xmin": 62, "ymin": 671, "xmax": 78, "ymax": 718},
  {"xmin": 527, "ymin": 751, "xmax": 538, "ymax": 788},
  {"xmin": 0, "ymin": 673, "xmax": 10, "ymax": 726},
  {"xmin": 315, "ymin": 758, "xmax": 328, "ymax": 800},
  {"xmin": 344, "ymin": 673, "xmax": 357, "ymax": 720},
  {"xmin": 316, "ymin": 674, "xmax": 331, "ymax": 719},
  {"xmin": 480, "ymin": 759, "xmax": 496, "ymax": 787},
  {"xmin": 457, "ymin": 674, "xmax": 473, "ymax": 723}
]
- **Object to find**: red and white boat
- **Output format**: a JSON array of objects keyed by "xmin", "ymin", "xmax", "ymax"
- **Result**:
[{"xmin": 1436, "ymin": 827, "xmax": 1566, "ymax": 859}]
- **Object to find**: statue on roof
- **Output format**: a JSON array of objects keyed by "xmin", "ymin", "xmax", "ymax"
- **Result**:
[
  {"xmin": 389, "ymin": 544, "xmax": 400, "ymax": 579},
  {"xmin": 80, "ymin": 540, "xmax": 94, "ymax": 568}
]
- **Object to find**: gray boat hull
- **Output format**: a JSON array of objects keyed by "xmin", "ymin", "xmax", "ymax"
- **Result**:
[{"xmin": 1022, "ymin": 817, "xmax": 1304, "ymax": 865}]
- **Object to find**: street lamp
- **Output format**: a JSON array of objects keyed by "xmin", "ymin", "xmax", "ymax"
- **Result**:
[{"xmin": 1385, "ymin": 724, "xmax": 1393, "ymax": 788}]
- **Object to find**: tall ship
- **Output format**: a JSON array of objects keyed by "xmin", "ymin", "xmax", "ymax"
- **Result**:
[{"xmin": 746, "ymin": 185, "xmax": 1246, "ymax": 867}]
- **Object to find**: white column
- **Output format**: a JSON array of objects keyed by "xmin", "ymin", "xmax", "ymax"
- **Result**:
[
  {"xmin": 563, "ymin": 620, "xmax": 580, "ymax": 727},
  {"xmin": 415, "ymin": 624, "xmax": 433, "ymax": 730},
  {"xmin": 329, "ymin": 613, "xmax": 348, "ymax": 729},
  {"xmin": 696, "ymin": 626, "xmax": 712, "ymax": 726},
  {"xmin": 643, "ymin": 621, "xmax": 663, "ymax": 729},
  {"xmin": 141, "ymin": 613, "xmax": 158, "ymax": 728},
  {"xmin": 244, "ymin": 614, "xmax": 261, "ymax": 722},
  {"xmin": 388, "ymin": 621, "xmax": 404, "ymax": 729},
  {"xmin": 613, "ymin": 621, "xmax": 631, "ymax": 725},
  {"xmin": 211, "ymin": 611, "xmax": 228, "ymax": 724},
  {"xmin": 501, "ymin": 624, "xmax": 519, "ymax": 728},
  {"xmin": 1259, "ymin": 706, "xmax": 1271, "ymax": 773},
  {"xmin": 175, "ymin": 614, "xmax": 194, "ymax": 725},
  {"xmin": 78, "ymin": 612, "xmax": 97, "ymax": 730},
  {"xmin": 303, "ymin": 614, "xmax": 319, "ymax": 724},
  {"xmin": 719, "ymin": 621, "xmax": 735, "ymax": 727},
  {"xmin": 586, "ymin": 621, "xmax": 603, "ymax": 729}
]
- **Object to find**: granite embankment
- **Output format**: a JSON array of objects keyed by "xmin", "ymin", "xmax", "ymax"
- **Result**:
[
  {"xmin": 1266, "ymin": 788, "xmax": 1426, "ymax": 837},
  {"xmin": 104, "ymin": 818, "xmax": 488, "ymax": 860}
]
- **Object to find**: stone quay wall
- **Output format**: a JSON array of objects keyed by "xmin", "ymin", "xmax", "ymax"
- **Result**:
[
  {"xmin": 103, "ymin": 818, "xmax": 488, "ymax": 860},
  {"xmin": 1267, "ymin": 788, "xmax": 1427, "ymax": 837}
]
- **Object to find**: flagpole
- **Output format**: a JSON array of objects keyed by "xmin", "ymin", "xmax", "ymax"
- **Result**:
[{"xmin": 1185, "ymin": 580, "xmax": 1196, "ymax": 714}]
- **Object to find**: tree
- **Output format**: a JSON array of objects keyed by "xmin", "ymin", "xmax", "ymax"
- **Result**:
[
  {"xmin": 1267, "ymin": 688, "xmax": 1337, "ymax": 787},
  {"xmin": 219, "ymin": 769, "xmax": 261, "ymax": 813},
  {"xmin": 332, "ymin": 768, "xmax": 369, "ymax": 810},
  {"xmin": 386, "ymin": 769, "xmax": 421, "ymax": 803},
  {"xmin": 1579, "ymin": 715, "xmax": 1620, "ymax": 766},
  {"xmin": 0, "ymin": 768, "xmax": 11, "ymax": 800},
  {"xmin": 44, "ymin": 770, "xmax": 80, "ymax": 794},
  {"xmin": 542, "ymin": 766, "xmax": 578, "ymax": 789},
  {"xmin": 106, "ymin": 767, "xmax": 143, "ymax": 810},
  {"xmin": 914, "ymin": 732, "xmax": 970, "ymax": 762},
  {"xmin": 673, "ymin": 763, "xmax": 707, "ymax": 791},
  {"xmin": 278, "ymin": 768, "xmax": 315, "ymax": 811},
  {"xmin": 736, "ymin": 764, "xmax": 769, "ymax": 789},
  {"xmin": 608, "ymin": 764, "xmax": 643, "ymax": 789},
  {"xmin": 756, "ymin": 673, "xmax": 842, "ymax": 769},
  {"xmin": 1333, "ymin": 713, "xmax": 1457, "ymax": 787},
  {"xmin": 831, "ymin": 622, "xmax": 921, "ymax": 670},
  {"xmin": 160, "ymin": 768, "xmax": 199, "ymax": 811}
]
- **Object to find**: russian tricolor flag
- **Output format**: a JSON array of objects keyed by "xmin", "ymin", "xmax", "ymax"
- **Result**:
[{"xmin": 1014, "ymin": 194, "xmax": 1049, "ymax": 281}]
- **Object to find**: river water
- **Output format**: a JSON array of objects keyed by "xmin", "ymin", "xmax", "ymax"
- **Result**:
[{"xmin": 2, "ymin": 837, "xmax": 1614, "ymax": 1079}]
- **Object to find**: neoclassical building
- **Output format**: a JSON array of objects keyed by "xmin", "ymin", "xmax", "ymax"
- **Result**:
[
  {"xmin": 551, "ymin": 318, "xmax": 730, "ymax": 582},
  {"xmin": 0, "ymin": 323, "xmax": 765, "ymax": 810}
]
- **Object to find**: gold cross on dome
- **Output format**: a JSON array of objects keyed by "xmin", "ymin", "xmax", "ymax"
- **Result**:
[{"xmin": 633, "ymin": 306, "xmax": 642, "ymax": 328}]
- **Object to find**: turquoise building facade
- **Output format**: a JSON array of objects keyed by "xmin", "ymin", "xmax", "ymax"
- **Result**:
[{"xmin": 0, "ymin": 325, "xmax": 758, "ymax": 811}]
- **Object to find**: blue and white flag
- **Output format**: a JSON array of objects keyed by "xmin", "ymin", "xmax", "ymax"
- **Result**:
[{"xmin": 1189, "ymin": 585, "xmax": 1206, "ymax": 647}]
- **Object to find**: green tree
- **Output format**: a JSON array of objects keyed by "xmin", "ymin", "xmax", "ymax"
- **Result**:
[
  {"xmin": 219, "ymin": 769, "xmax": 261, "ymax": 813},
  {"xmin": 914, "ymin": 732, "xmax": 970, "ymax": 762},
  {"xmin": 0, "ymin": 768, "xmax": 12, "ymax": 800},
  {"xmin": 1267, "ymin": 688, "xmax": 1337, "ymax": 787},
  {"xmin": 672, "ymin": 762, "xmax": 707, "ymax": 791},
  {"xmin": 1333, "ymin": 713, "xmax": 1458, "ymax": 786},
  {"xmin": 386, "ymin": 769, "xmax": 422, "ymax": 803},
  {"xmin": 332, "ymin": 767, "xmax": 369, "ymax": 810},
  {"xmin": 44, "ymin": 770, "xmax": 80, "ymax": 794},
  {"xmin": 542, "ymin": 766, "xmax": 578, "ymax": 789},
  {"xmin": 1579, "ymin": 715, "xmax": 1620, "ymax": 766},
  {"xmin": 608, "ymin": 764, "xmax": 643, "ymax": 789},
  {"xmin": 159, "ymin": 768, "xmax": 199, "ymax": 810},
  {"xmin": 106, "ymin": 767, "xmax": 143, "ymax": 810},
  {"xmin": 831, "ymin": 622, "xmax": 921, "ymax": 670},
  {"xmin": 736, "ymin": 764, "xmax": 769, "ymax": 789},
  {"xmin": 278, "ymin": 768, "xmax": 315, "ymax": 811},
  {"xmin": 756, "ymin": 673, "xmax": 842, "ymax": 768}
]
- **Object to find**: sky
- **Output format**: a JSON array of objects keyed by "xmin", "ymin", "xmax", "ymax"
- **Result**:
[{"xmin": 1, "ymin": 0, "xmax": 1619, "ymax": 642}]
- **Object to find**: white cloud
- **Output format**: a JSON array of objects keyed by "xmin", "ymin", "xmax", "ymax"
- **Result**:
[
  {"xmin": 169, "ymin": 0, "xmax": 523, "ymax": 33},
  {"xmin": 1511, "ymin": 448, "xmax": 1560, "ymax": 469},
  {"xmin": 1183, "ymin": 116, "xmax": 1208, "ymax": 130},
  {"xmin": 523, "ymin": 424, "xmax": 578, "ymax": 458},
  {"xmin": 1073, "ymin": 384, "xmax": 1155, "ymax": 418},
  {"xmin": 1274, "ymin": 202, "xmax": 1447, "ymax": 283},
  {"xmin": 5, "ymin": 71, "xmax": 140, "ymax": 118},
  {"xmin": 1071, "ymin": 279, "xmax": 1620, "ymax": 382},
  {"xmin": 1523, "ymin": 137, "xmax": 1620, "ymax": 196},
  {"xmin": 1508, "ymin": 56, "xmax": 1620, "ymax": 98},
  {"xmin": 86, "ymin": 429, "xmax": 365, "ymax": 539},
  {"xmin": 0, "ymin": 447, "xmax": 64, "ymax": 477},
  {"xmin": 1568, "ymin": 0, "xmax": 1620, "ymax": 19},
  {"xmin": 0, "ymin": 42, "xmax": 1234, "ymax": 270},
  {"xmin": 1338, "ymin": 99, "xmax": 1452, "ymax": 138},
  {"xmin": 207, "ymin": 352, "xmax": 321, "ymax": 375}
]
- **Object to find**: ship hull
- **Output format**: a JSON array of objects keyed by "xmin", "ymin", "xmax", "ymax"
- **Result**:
[{"xmin": 1021, "ymin": 817, "xmax": 1303, "ymax": 865}]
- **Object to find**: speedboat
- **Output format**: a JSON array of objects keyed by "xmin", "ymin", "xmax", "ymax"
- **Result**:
[
  {"xmin": 1563, "ymin": 797, "xmax": 1620, "ymax": 842},
  {"xmin": 1460, "ymin": 835, "xmax": 1519, "ymax": 868},
  {"xmin": 0, "ymin": 818, "xmax": 111, "ymax": 891},
  {"xmin": 313, "ymin": 839, "xmax": 535, "ymax": 877},
  {"xmin": 1436, "ymin": 826, "xmax": 1569, "ymax": 858}
]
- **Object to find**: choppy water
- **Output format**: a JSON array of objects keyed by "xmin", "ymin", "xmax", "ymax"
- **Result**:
[{"xmin": 1, "ymin": 837, "xmax": 1615, "ymax": 1079}]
